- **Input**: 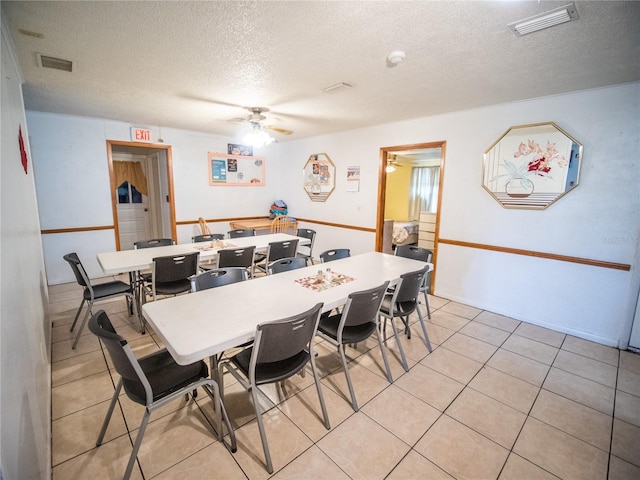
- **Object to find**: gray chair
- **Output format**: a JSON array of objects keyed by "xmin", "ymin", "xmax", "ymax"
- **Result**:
[
  {"xmin": 150, "ymin": 252, "xmax": 199, "ymax": 301},
  {"xmin": 255, "ymin": 239, "xmax": 299, "ymax": 274},
  {"xmin": 394, "ymin": 245, "xmax": 433, "ymax": 318},
  {"xmin": 227, "ymin": 228, "xmax": 255, "ymax": 238},
  {"xmin": 192, "ymin": 233, "xmax": 224, "ymax": 243},
  {"xmin": 379, "ymin": 265, "xmax": 432, "ymax": 371},
  {"xmin": 267, "ymin": 256, "xmax": 307, "ymax": 275},
  {"xmin": 191, "ymin": 267, "xmax": 248, "ymax": 292},
  {"xmin": 89, "ymin": 310, "xmax": 236, "ymax": 480},
  {"xmin": 316, "ymin": 282, "xmax": 392, "ymax": 411},
  {"xmin": 296, "ymin": 228, "xmax": 316, "ymax": 265},
  {"xmin": 319, "ymin": 248, "xmax": 351, "ymax": 263},
  {"xmin": 133, "ymin": 238, "xmax": 174, "ymax": 249},
  {"xmin": 217, "ymin": 246, "xmax": 256, "ymax": 278},
  {"xmin": 63, "ymin": 252, "xmax": 140, "ymax": 349},
  {"xmin": 218, "ymin": 303, "xmax": 329, "ymax": 474}
]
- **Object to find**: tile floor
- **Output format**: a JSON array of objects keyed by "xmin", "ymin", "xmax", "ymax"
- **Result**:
[{"xmin": 49, "ymin": 279, "xmax": 640, "ymax": 479}]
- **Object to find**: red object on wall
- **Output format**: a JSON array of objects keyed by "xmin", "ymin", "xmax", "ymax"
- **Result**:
[{"xmin": 19, "ymin": 125, "xmax": 28, "ymax": 174}]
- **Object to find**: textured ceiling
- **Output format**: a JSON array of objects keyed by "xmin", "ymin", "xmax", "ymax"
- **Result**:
[{"xmin": 3, "ymin": 1, "xmax": 639, "ymax": 143}]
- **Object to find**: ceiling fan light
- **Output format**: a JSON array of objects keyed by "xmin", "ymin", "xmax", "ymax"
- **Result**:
[
  {"xmin": 386, "ymin": 164, "xmax": 396, "ymax": 173},
  {"xmin": 243, "ymin": 127, "xmax": 275, "ymax": 148}
]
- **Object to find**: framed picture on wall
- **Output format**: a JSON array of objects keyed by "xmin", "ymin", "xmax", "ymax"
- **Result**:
[
  {"xmin": 208, "ymin": 152, "xmax": 265, "ymax": 186},
  {"xmin": 227, "ymin": 143, "xmax": 253, "ymax": 156}
]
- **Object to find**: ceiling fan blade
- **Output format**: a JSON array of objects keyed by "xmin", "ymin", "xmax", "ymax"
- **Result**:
[{"xmin": 266, "ymin": 125, "xmax": 293, "ymax": 135}]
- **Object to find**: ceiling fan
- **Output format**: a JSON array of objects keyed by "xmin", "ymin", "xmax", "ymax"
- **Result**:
[
  {"xmin": 229, "ymin": 107, "xmax": 294, "ymax": 136},
  {"xmin": 386, "ymin": 155, "xmax": 403, "ymax": 173}
]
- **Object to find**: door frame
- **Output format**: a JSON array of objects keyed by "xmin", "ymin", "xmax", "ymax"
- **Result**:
[
  {"xmin": 375, "ymin": 141, "xmax": 446, "ymax": 291},
  {"xmin": 106, "ymin": 140, "xmax": 177, "ymax": 250}
]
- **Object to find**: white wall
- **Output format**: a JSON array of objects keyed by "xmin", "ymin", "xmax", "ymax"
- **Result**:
[
  {"xmin": 277, "ymin": 84, "xmax": 640, "ymax": 347},
  {"xmin": 27, "ymin": 84, "xmax": 639, "ymax": 348},
  {"xmin": 26, "ymin": 113, "xmax": 280, "ymax": 284},
  {"xmin": 1, "ymin": 21, "xmax": 51, "ymax": 480}
]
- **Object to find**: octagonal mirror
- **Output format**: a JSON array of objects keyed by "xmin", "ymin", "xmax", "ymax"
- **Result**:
[
  {"xmin": 303, "ymin": 153, "xmax": 335, "ymax": 202},
  {"xmin": 482, "ymin": 122, "xmax": 582, "ymax": 209}
]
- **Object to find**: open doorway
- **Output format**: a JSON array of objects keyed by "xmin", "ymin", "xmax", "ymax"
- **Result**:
[
  {"xmin": 106, "ymin": 140, "xmax": 177, "ymax": 250},
  {"xmin": 376, "ymin": 141, "xmax": 446, "ymax": 290}
]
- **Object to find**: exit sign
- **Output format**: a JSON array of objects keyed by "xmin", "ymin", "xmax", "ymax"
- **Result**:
[{"xmin": 131, "ymin": 127, "xmax": 152, "ymax": 142}]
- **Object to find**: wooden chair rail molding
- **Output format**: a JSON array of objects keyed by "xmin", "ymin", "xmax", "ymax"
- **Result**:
[
  {"xmin": 180, "ymin": 217, "xmax": 376, "ymax": 233},
  {"xmin": 438, "ymin": 238, "xmax": 631, "ymax": 271},
  {"xmin": 41, "ymin": 225, "xmax": 114, "ymax": 234}
]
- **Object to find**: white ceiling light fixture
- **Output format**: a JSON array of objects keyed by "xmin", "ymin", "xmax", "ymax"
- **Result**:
[
  {"xmin": 509, "ymin": 3, "xmax": 579, "ymax": 36},
  {"xmin": 243, "ymin": 122, "xmax": 275, "ymax": 148}
]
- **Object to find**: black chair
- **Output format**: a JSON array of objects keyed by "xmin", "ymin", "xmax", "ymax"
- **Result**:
[
  {"xmin": 133, "ymin": 238, "xmax": 175, "ymax": 294},
  {"xmin": 317, "ymin": 282, "xmax": 392, "ymax": 411},
  {"xmin": 255, "ymin": 239, "xmax": 299, "ymax": 274},
  {"xmin": 133, "ymin": 238, "xmax": 174, "ymax": 249},
  {"xmin": 149, "ymin": 252, "xmax": 199, "ymax": 301},
  {"xmin": 192, "ymin": 233, "xmax": 225, "ymax": 243},
  {"xmin": 217, "ymin": 246, "xmax": 256, "ymax": 278},
  {"xmin": 267, "ymin": 256, "xmax": 308, "ymax": 275},
  {"xmin": 379, "ymin": 265, "xmax": 432, "ymax": 371},
  {"xmin": 89, "ymin": 310, "xmax": 236, "ymax": 480},
  {"xmin": 218, "ymin": 303, "xmax": 329, "ymax": 474},
  {"xmin": 296, "ymin": 228, "xmax": 316, "ymax": 265},
  {"xmin": 227, "ymin": 228, "xmax": 255, "ymax": 238},
  {"xmin": 394, "ymin": 245, "xmax": 433, "ymax": 318},
  {"xmin": 63, "ymin": 252, "xmax": 140, "ymax": 349},
  {"xmin": 319, "ymin": 248, "xmax": 351, "ymax": 263},
  {"xmin": 191, "ymin": 267, "xmax": 248, "ymax": 292}
]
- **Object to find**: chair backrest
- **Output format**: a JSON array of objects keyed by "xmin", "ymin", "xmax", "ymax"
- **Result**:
[
  {"xmin": 88, "ymin": 310, "xmax": 143, "ymax": 383},
  {"xmin": 270, "ymin": 215, "xmax": 296, "ymax": 234},
  {"xmin": 395, "ymin": 245, "xmax": 433, "ymax": 288},
  {"xmin": 394, "ymin": 265, "xmax": 430, "ymax": 303},
  {"xmin": 267, "ymin": 256, "xmax": 307, "ymax": 275},
  {"xmin": 319, "ymin": 249, "xmax": 351, "ymax": 263},
  {"xmin": 228, "ymin": 229, "xmax": 255, "ymax": 238},
  {"xmin": 395, "ymin": 245, "xmax": 432, "ymax": 263},
  {"xmin": 152, "ymin": 252, "xmax": 200, "ymax": 283},
  {"xmin": 63, "ymin": 252, "xmax": 90, "ymax": 288},
  {"xmin": 192, "ymin": 233, "xmax": 224, "ymax": 243},
  {"xmin": 252, "ymin": 303, "xmax": 323, "ymax": 367},
  {"xmin": 340, "ymin": 281, "xmax": 390, "ymax": 329},
  {"xmin": 134, "ymin": 238, "xmax": 174, "ymax": 249},
  {"xmin": 218, "ymin": 246, "xmax": 256, "ymax": 269},
  {"xmin": 296, "ymin": 228, "xmax": 316, "ymax": 251},
  {"xmin": 191, "ymin": 267, "xmax": 248, "ymax": 291},
  {"xmin": 198, "ymin": 217, "xmax": 211, "ymax": 234},
  {"xmin": 266, "ymin": 239, "xmax": 299, "ymax": 263}
]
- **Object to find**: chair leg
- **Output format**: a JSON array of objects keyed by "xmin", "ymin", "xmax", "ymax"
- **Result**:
[
  {"xmin": 251, "ymin": 386, "xmax": 274, "ymax": 474},
  {"xmin": 97, "ymin": 378, "xmax": 123, "ymax": 445},
  {"xmin": 374, "ymin": 327, "xmax": 394, "ymax": 383},
  {"xmin": 309, "ymin": 351, "xmax": 330, "ymax": 429},
  {"xmin": 124, "ymin": 409, "xmax": 151, "ymax": 480},
  {"xmin": 338, "ymin": 344, "xmax": 359, "ymax": 412},
  {"xmin": 72, "ymin": 302, "xmax": 93, "ymax": 349},
  {"xmin": 69, "ymin": 298, "xmax": 86, "ymax": 332},
  {"xmin": 386, "ymin": 315, "xmax": 409, "ymax": 372},
  {"xmin": 416, "ymin": 309, "xmax": 433, "ymax": 352},
  {"xmin": 129, "ymin": 293, "xmax": 144, "ymax": 334},
  {"xmin": 423, "ymin": 290, "xmax": 431, "ymax": 319}
]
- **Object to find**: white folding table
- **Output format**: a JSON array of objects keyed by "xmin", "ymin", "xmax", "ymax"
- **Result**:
[{"xmin": 141, "ymin": 252, "xmax": 432, "ymax": 365}]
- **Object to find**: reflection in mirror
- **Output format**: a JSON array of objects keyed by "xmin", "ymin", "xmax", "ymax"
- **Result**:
[
  {"xmin": 303, "ymin": 153, "xmax": 335, "ymax": 202},
  {"xmin": 482, "ymin": 122, "xmax": 582, "ymax": 209}
]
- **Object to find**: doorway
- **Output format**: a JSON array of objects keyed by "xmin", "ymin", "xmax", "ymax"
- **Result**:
[
  {"xmin": 376, "ymin": 141, "xmax": 446, "ymax": 290},
  {"xmin": 106, "ymin": 140, "xmax": 177, "ymax": 250}
]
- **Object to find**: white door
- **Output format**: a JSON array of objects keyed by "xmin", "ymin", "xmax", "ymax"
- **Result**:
[
  {"xmin": 116, "ymin": 160, "xmax": 151, "ymax": 250},
  {"xmin": 629, "ymin": 288, "xmax": 640, "ymax": 351}
]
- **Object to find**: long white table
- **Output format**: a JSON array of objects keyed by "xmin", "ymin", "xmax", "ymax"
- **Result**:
[
  {"xmin": 97, "ymin": 233, "xmax": 309, "ymax": 276},
  {"xmin": 142, "ymin": 252, "xmax": 432, "ymax": 365}
]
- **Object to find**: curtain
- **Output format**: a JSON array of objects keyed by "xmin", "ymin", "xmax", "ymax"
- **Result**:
[
  {"xmin": 113, "ymin": 161, "xmax": 148, "ymax": 196},
  {"xmin": 408, "ymin": 166, "xmax": 440, "ymax": 219}
]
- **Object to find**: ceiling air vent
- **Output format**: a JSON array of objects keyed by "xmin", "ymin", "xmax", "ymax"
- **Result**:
[
  {"xmin": 36, "ymin": 53, "xmax": 73, "ymax": 72},
  {"xmin": 509, "ymin": 3, "xmax": 579, "ymax": 36}
]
